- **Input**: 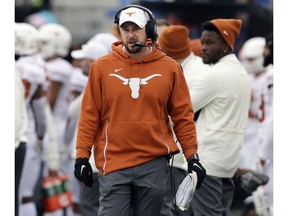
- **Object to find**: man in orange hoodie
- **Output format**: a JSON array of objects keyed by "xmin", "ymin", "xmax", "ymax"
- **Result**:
[{"xmin": 74, "ymin": 5, "xmax": 206, "ymax": 216}]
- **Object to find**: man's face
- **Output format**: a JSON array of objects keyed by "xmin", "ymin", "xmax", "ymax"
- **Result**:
[
  {"xmin": 119, "ymin": 22, "xmax": 147, "ymax": 54},
  {"xmin": 200, "ymin": 30, "xmax": 226, "ymax": 64}
]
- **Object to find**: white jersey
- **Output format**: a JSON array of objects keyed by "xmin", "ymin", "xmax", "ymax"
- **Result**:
[
  {"xmin": 257, "ymin": 65, "xmax": 273, "ymax": 164},
  {"xmin": 240, "ymin": 69, "xmax": 270, "ymax": 169},
  {"xmin": 259, "ymin": 65, "xmax": 273, "ymax": 124},
  {"xmin": 16, "ymin": 54, "xmax": 46, "ymax": 147},
  {"xmin": 247, "ymin": 66, "xmax": 273, "ymax": 154},
  {"xmin": 16, "ymin": 54, "xmax": 46, "ymax": 104},
  {"xmin": 68, "ymin": 67, "xmax": 88, "ymax": 102},
  {"xmin": 45, "ymin": 57, "xmax": 73, "ymax": 118},
  {"xmin": 247, "ymin": 69, "xmax": 271, "ymax": 123},
  {"xmin": 256, "ymin": 65, "xmax": 273, "ymax": 216},
  {"xmin": 65, "ymin": 68, "xmax": 88, "ymax": 161},
  {"xmin": 15, "ymin": 68, "xmax": 28, "ymax": 148},
  {"xmin": 45, "ymin": 57, "xmax": 73, "ymax": 175},
  {"xmin": 17, "ymin": 54, "xmax": 47, "ymax": 207}
]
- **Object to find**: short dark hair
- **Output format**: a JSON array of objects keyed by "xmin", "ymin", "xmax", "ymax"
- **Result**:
[{"xmin": 201, "ymin": 21, "xmax": 219, "ymax": 33}]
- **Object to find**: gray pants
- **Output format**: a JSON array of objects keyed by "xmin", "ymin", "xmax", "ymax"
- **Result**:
[
  {"xmin": 192, "ymin": 175, "xmax": 235, "ymax": 216},
  {"xmin": 80, "ymin": 172, "xmax": 100, "ymax": 216},
  {"xmin": 160, "ymin": 167, "xmax": 193, "ymax": 216},
  {"xmin": 98, "ymin": 156, "xmax": 168, "ymax": 216}
]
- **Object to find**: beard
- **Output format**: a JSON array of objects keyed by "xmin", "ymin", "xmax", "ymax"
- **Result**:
[
  {"xmin": 123, "ymin": 39, "xmax": 145, "ymax": 54},
  {"xmin": 124, "ymin": 43, "xmax": 143, "ymax": 54}
]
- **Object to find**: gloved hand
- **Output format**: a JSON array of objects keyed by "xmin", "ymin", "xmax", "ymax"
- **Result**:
[
  {"xmin": 187, "ymin": 155, "xmax": 206, "ymax": 189},
  {"xmin": 239, "ymin": 170, "xmax": 269, "ymax": 194},
  {"xmin": 74, "ymin": 158, "xmax": 93, "ymax": 187}
]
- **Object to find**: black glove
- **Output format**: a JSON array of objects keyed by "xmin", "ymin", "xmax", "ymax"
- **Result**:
[
  {"xmin": 74, "ymin": 158, "xmax": 93, "ymax": 187},
  {"xmin": 239, "ymin": 170, "xmax": 269, "ymax": 194},
  {"xmin": 187, "ymin": 154, "xmax": 206, "ymax": 189}
]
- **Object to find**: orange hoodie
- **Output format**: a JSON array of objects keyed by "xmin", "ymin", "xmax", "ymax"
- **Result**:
[{"xmin": 76, "ymin": 42, "xmax": 198, "ymax": 175}]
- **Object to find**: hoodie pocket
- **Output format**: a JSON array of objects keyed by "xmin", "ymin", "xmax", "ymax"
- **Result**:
[{"xmin": 103, "ymin": 121, "xmax": 172, "ymax": 164}]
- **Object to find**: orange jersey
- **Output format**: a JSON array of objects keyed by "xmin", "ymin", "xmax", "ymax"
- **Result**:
[{"xmin": 76, "ymin": 42, "xmax": 198, "ymax": 175}]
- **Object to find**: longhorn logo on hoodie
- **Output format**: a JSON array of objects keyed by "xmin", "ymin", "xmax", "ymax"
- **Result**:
[{"xmin": 109, "ymin": 74, "xmax": 162, "ymax": 99}]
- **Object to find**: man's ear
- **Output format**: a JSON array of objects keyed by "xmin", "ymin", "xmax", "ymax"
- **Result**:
[{"xmin": 223, "ymin": 44, "xmax": 230, "ymax": 54}]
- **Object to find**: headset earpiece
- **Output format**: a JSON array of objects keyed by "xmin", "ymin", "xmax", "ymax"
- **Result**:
[{"xmin": 114, "ymin": 5, "xmax": 158, "ymax": 44}]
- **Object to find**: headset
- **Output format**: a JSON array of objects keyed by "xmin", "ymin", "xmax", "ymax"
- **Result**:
[{"xmin": 114, "ymin": 5, "xmax": 158, "ymax": 44}]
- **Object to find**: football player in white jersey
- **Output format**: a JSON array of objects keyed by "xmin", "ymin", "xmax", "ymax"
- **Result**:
[
  {"xmin": 15, "ymin": 22, "xmax": 47, "ymax": 216},
  {"xmin": 239, "ymin": 37, "xmax": 267, "ymax": 170},
  {"xmin": 254, "ymin": 33, "xmax": 273, "ymax": 216},
  {"xmin": 64, "ymin": 55, "xmax": 88, "ymax": 156},
  {"xmin": 39, "ymin": 23, "xmax": 73, "ymax": 171},
  {"xmin": 38, "ymin": 23, "xmax": 74, "ymax": 216},
  {"xmin": 239, "ymin": 36, "xmax": 273, "ymax": 215}
]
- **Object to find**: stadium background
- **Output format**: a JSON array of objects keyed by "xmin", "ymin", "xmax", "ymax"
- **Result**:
[{"xmin": 15, "ymin": 0, "xmax": 273, "ymax": 56}]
